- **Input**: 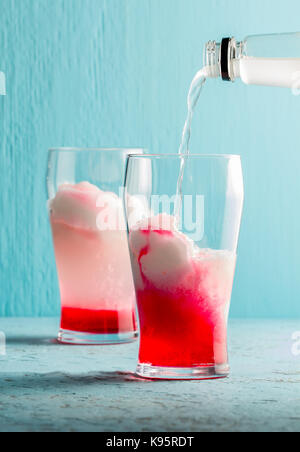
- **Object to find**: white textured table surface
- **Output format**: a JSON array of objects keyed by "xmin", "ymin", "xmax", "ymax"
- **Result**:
[{"xmin": 0, "ymin": 318, "xmax": 299, "ymax": 432}]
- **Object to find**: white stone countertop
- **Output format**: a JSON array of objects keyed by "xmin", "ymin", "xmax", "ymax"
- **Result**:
[{"xmin": 0, "ymin": 318, "xmax": 299, "ymax": 432}]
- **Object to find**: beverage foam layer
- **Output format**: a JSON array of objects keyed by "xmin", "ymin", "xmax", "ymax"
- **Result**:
[
  {"xmin": 49, "ymin": 182, "xmax": 124, "ymax": 231},
  {"xmin": 129, "ymin": 214, "xmax": 236, "ymax": 295}
]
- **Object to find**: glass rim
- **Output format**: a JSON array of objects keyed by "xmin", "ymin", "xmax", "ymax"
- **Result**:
[
  {"xmin": 48, "ymin": 147, "xmax": 145, "ymax": 153},
  {"xmin": 126, "ymin": 153, "xmax": 241, "ymax": 160}
]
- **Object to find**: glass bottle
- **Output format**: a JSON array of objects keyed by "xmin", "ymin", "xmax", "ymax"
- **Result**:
[{"xmin": 205, "ymin": 32, "xmax": 300, "ymax": 89}]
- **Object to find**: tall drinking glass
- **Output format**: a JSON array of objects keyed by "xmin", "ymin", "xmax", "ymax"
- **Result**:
[
  {"xmin": 47, "ymin": 148, "xmax": 143, "ymax": 344},
  {"xmin": 124, "ymin": 154, "xmax": 244, "ymax": 379}
]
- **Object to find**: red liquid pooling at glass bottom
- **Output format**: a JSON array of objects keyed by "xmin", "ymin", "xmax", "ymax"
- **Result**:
[
  {"xmin": 136, "ymin": 288, "xmax": 228, "ymax": 368},
  {"xmin": 61, "ymin": 307, "xmax": 137, "ymax": 335}
]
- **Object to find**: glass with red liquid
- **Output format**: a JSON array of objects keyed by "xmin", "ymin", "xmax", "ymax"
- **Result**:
[
  {"xmin": 124, "ymin": 154, "xmax": 244, "ymax": 379},
  {"xmin": 47, "ymin": 148, "xmax": 143, "ymax": 344}
]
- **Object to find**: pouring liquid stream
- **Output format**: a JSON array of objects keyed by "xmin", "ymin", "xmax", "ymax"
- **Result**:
[{"xmin": 175, "ymin": 68, "xmax": 208, "ymax": 222}]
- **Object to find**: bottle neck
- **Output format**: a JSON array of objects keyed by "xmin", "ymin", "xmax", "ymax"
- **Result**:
[{"xmin": 204, "ymin": 38, "xmax": 243, "ymax": 82}]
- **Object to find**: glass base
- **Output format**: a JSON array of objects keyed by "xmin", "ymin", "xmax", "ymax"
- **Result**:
[
  {"xmin": 136, "ymin": 363, "xmax": 230, "ymax": 380},
  {"xmin": 58, "ymin": 328, "xmax": 138, "ymax": 345}
]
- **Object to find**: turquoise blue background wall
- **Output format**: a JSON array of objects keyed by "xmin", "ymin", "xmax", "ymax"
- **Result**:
[{"xmin": 0, "ymin": 0, "xmax": 300, "ymax": 318}]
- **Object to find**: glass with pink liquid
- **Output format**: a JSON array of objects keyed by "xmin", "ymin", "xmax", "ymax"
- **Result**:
[
  {"xmin": 47, "ymin": 148, "xmax": 143, "ymax": 344},
  {"xmin": 124, "ymin": 154, "xmax": 244, "ymax": 379}
]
